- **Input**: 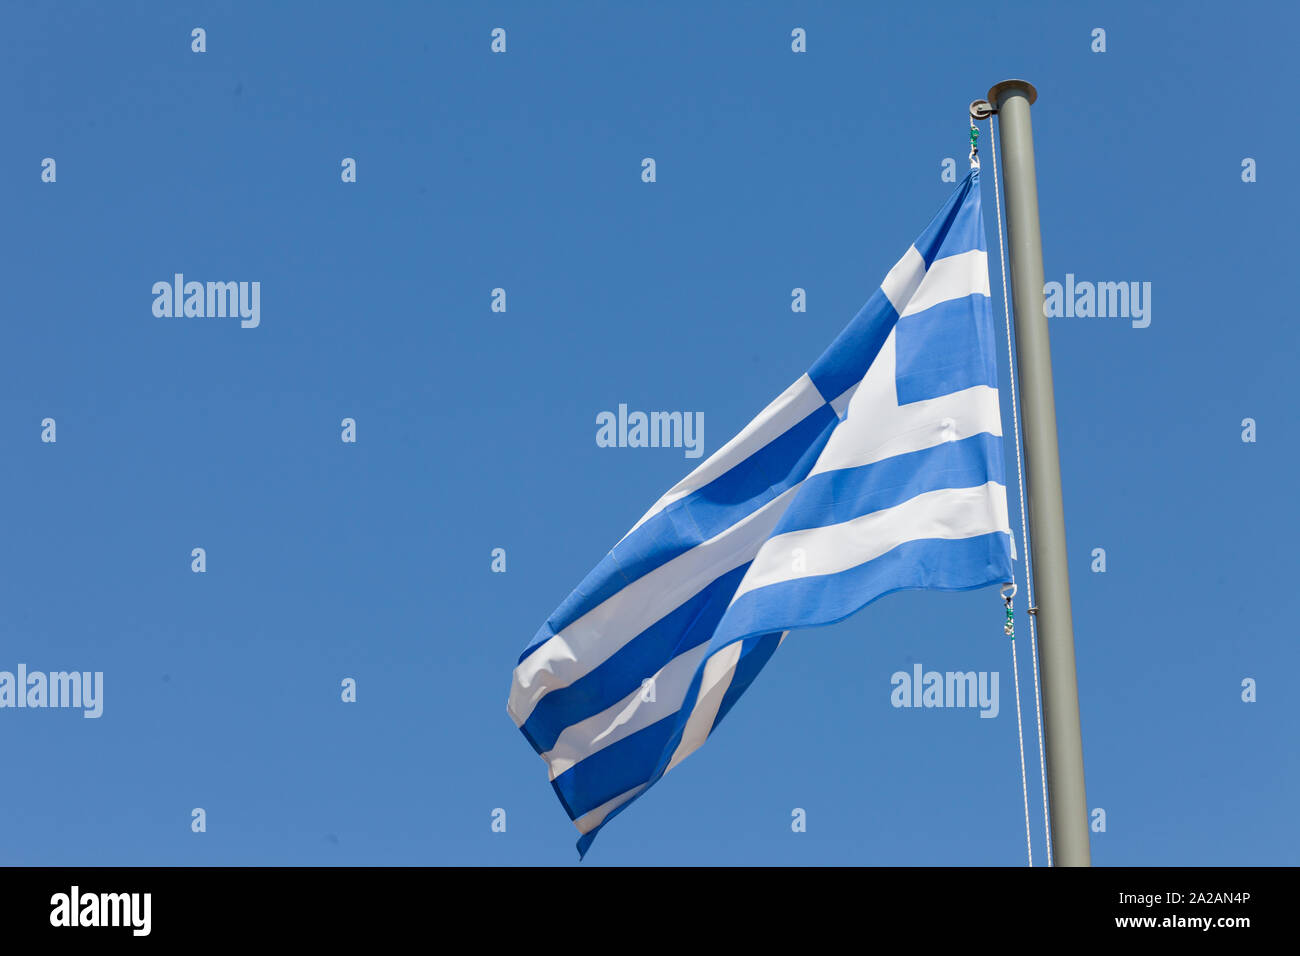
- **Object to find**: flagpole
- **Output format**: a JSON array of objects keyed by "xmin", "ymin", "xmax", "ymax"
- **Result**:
[{"xmin": 986, "ymin": 79, "xmax": 1091, "ymax": 867}]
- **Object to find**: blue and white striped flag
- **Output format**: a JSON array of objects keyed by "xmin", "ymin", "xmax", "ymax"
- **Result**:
[{"xmin": 509, "ymin": 170, "xmax": 1013, "ymax": 855}]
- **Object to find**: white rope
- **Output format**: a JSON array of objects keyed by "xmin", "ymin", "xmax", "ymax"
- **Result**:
[
  {"xmin": 1009, "ymin": 626, "xmax": 1032, "ymax": 865},
  {"xmin": 1000, "ymin": 581, "xmax": 1032, "ymax": 867},
  {"xmin": 990, "ymin": 113, "xmax": 1053, "ymax": 866}
]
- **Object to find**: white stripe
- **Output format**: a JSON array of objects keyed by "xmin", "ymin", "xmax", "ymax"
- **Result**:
[
  {"xmin": 665, "ymin": 641, "xmax": 743, "ymax": 773},
  {"xmin": 574, "ymin": 784, "xmax": 646, "ymax": 835},
  {"xmin": 900, "ymin": 249, "xmax": 989, "ymax": 317},
  {"xmin": 809, "ymin": 330, "xmax": 1002, "ymax": 478},
  {"xmin": 732, "ymin": 482, "xmax": 1012, "ymax": 604},
  {"xmin": 665, "ymin": 630, "xmax": 788, "ymax": 774},
  {"xmin": 880, "ymin": 246, "xmax": 926, "ymax": 314},
  {"xmin": 623, "ymin": 374, "xmax": 826, "ymax": 537},
  {"xmin": 509, "ymin": 484, "xmax": 801, "ymax": 724},
  {"xmin": 543, "ymin": 643, "xmax": 710, "ymax": 780}
]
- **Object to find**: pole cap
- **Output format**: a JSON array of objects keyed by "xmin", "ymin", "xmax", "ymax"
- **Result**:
[{"xmin": 987, "ymin": 79, "xmax": 1038, "ymax": 108}]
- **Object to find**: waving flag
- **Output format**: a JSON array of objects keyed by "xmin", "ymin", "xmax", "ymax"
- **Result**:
[{"xmin": 509, "ymin": 170, "xmax": 1013, "ymax": 855}]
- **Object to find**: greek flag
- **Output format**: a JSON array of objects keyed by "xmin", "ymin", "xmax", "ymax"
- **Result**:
[{"xmin": 509, "ymin": 170, "xmax": 1013, "ymax": 855}]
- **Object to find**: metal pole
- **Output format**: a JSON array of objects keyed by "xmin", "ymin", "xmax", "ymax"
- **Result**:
[{"xmin": 987, "ymin": 79, "xmax": 1091, "ymax": 866}]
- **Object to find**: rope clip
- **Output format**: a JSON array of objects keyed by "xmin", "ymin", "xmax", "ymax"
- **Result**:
[
  {"xmin": 967, "ymin": 100, "xmax": 994, "ymax": 170},
  {"xmin": 1000, "ymin": 582, "xmax": 1016, "ymax": 637}
]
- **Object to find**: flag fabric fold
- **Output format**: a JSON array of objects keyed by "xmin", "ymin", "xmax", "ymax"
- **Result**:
[{"xmin": 509, "ymin": 170, "xmax": 1013, "ymax": 855}]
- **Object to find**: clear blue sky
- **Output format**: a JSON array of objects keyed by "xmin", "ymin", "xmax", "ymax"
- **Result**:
[{"xmin": 3, "ymin": 1, "xmax": 1296, "ymax": 865}]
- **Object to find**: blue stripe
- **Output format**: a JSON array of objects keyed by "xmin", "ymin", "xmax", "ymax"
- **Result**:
[
  {"xmin": 710, "ymin": 632, "xmax": 784, "ymax": 733},
  {"xmin": 773, "ymin": 433, "xmax": 1006, "ymax": 536},
  {"xmin": 912, "ymin": 170, "xmax": 985, "ymax": 266},
  {"xmin": 807, "ymin": 287, "xmax": 898, "ymax": 406},
  {"xmin": 552, "ymin": 714, "xmax": 679, "ymax": 821},
  {"xmin": 568, "ymin": 632, "xmax": 781, "ymax": 857},
  {"xmin": 666, "ymin": 404, "xmax": 837, "ymax": 546},
  {"xmin": 894, "ymin": 293, "xmax": 999, "ymax": 405},
  {"xmin": 518, "ymin": 404, "xmax": 838, "ymax": 664},
  {"xmin": 575, "ymin": 628, "xmax": 722, "ymax": 856},
  {"xmin": 710, "ymin": 532, "xmax": 1013, "ymax": 651},
  {"xmin": 520, "ymin": 563, "xmax": 750, "ymax": 754}
]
